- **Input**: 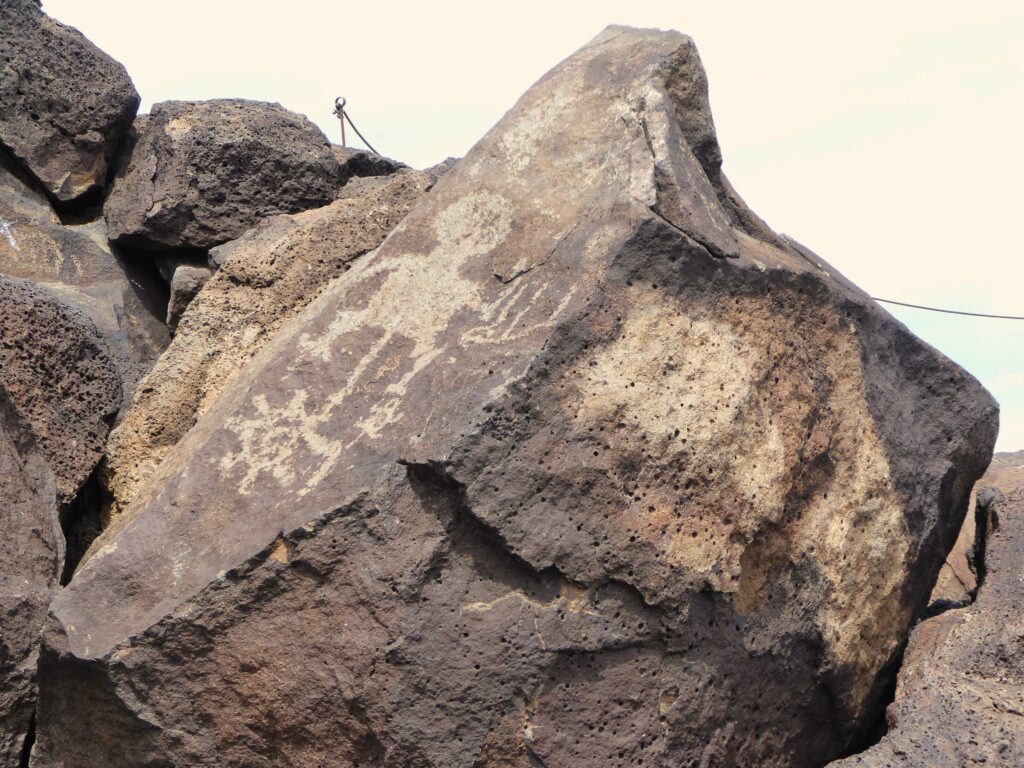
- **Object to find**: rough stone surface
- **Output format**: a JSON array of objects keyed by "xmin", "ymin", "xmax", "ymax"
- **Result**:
[
  {"xmin": 332, "ymin": 145, "xmax": 408, "ymax": 185},
  {"xmin": 929, "ymin": 450, "xmax": 1024, "ymax": 606},
  {"xmin": 0, "ymin": 277, "xmax": 121, "ymax": 506},
  {"xmin": 104, "ymin": 99, "xmax": 341, "ymax": 250},
  {"xmin": 832, "ymin": 486, "xmax": 1024, "ymax": 767},
  {"xmin": 35, "ymin": 27, "xmax": 997, "ymax": 768},
  {"xmin": 0, "ymin": 387, "xmax": 60, "ymax": 768},
  {"xmin": 0, "ymin": 276, "xmax": 123, "ymax": 764},
  {"xmin": 425, "ymin": 156, "xmax": 460, "ymax": 179},
  {"xmin": 165, "ymin": 263, "xmax": 212, "ymax": 331},
  {"xmin": 100, "ymin": 170, "xmax": 432, "ymax": 528},
  {"xmin": 0, "ymin": 0, "xmax": 139, "ymax": 202},
  {"xmin": 0, "ymin": 160, "xmax": 170, "ymax": 410}
]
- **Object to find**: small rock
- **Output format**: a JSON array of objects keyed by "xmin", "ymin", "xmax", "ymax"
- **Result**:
[
  {"xmin": 166, "ymin": 264, "xmax": 212, "ymax": 330},
  {"xmin": 332, "ymin": 145, "xmax": 408, "ymax": 186}
]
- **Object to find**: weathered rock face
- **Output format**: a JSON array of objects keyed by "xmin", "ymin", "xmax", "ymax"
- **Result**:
[
  {"xmin": 35, "ymin": 26, "xmax": 997, "ymax": 768},
  {"xmin": 0, "ymin": 160, "xmax": 170, "ymax": 410},
  {"xmin": 0, "ymin": 388, "xmax": 59, "ymax": 767},
  {"xmin": 104, "ymin": 99, "xmax": 342, "ymax": 250},
  {"xmin": 0, "ymin": 278, "xmax": 121, "ymax": 506},
  {"xmin": 98, "ymin": 170, "xmax": 432, "ymax": 529},
  {"xmin": 332, "ymin": 145, "xmax": 408, "ymax": 185},
  {"xmin": 165, "ymin": 263, "xmax": 211, "ymax": 330},
  {"xmin": 930, "ymin": 450, "xmax": 1024, "ymax": 607},
  {"xmin": 832, "ymin": 486, "xmax": 1023, "ymax": 767},
  {"xmin": 0, "ymin": 278, "xmax": 122, "ymax": 764},
  {"xmin": 0, "ymin": 0, "xmax": 139, "ymax": 203}
]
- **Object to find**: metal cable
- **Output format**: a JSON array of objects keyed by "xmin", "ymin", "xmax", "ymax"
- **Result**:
[{"xmin": 873, "ymin": 297, "xmax": 1024, "ymax": 321}]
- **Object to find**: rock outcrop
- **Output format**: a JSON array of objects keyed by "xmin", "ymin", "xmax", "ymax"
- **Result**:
[
  {"xmin": 165, "ymin": 263, "xmax": 211, "ymax": 331},
  {"xmin": 104, "ymin": 99, "xmax": 342, "ymax": 250},
  {"xmin": 0, "ymin": 277, "xmax": 122, "ymax": 764},
  {"xmin": 832, "ymin": 486, "xmax": 1023, "ymax": 767},
  {"xmin": 929, "ymin": 450, "xmax": 1024, "ymax": 607},
  {"xmin": 0, "ymin": 158, "xmax": 169, "ymax": 410},
  {"xmin": 332, "ymin": 146, "xmax": 408, "ymax": 184},
  {"xmin": 34, "ymin": 26, "xmax": 997, "ymax": 768},
  {"xmin": 98, "ymin": 171, "xmax": 432, "ymax": 528},
  {"xmin": 0, "ymin": 0, "xmax": 139, "ymax": 203}
]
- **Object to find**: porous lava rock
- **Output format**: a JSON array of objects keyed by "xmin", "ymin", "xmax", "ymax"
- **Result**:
[
  {"xmin": 165, "ymin": 263, "xmax": 211, "ymax": 331},
  {"xmin": 34, "ymin": 26, "xmax": 997, "ymax": 768},
  {"xmin": 0, "ymin": 0, "xmax": 139, "ymax": 203},
  {"xmin": 0, "ymin": 159, "xmax": 170, "ymax": 410},
  {"xmin": 98, "ymin": 170, "xmax": 433, "ymax": 529},
  {"xmin": 104, "ymin": 99, "xmax": 342, "ymax": 250},
  {"xmin": 0, "ymin": 277, "xmax": 121, "ymax": 764},
  {"xmin": 832, "ymin": 486, "xmax": 1023, "ymax": 767}
]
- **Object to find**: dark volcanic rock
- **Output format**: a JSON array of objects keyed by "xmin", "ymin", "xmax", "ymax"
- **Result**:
[
  {"xmin": 100, "ymin": 170, "xmax": 432, "ymax": 528},
  {"xmin": 0, "ymin": 159, "xmax": 170, "ymax": 410},
  {"xmin": 34, "ymin": 26, "xmax": 997, "ymax": 768},
  {"xmin": 0, "ymin": 0, "xmax": 139, "ymax": 202},
  {"xmin": 0, "ymin": 277, "xmax": 121, "ymax": 506},
  {"xmin": 104, "ymin": 99, "xmax": 342, "ymax": 250},
  {"xmin": 0, "ymin": 277, "xmax": 122, "ymax": 763},
  {"xmin": 332, "ymin": 145, "xmax": 408, "ymax": 185},
  {"xmin": 0, "ymin": 387, "xmax": 60, "ymax": 767},
  {"xmin": 832, "ymin": 487, "xmax": 1024, "ymax": 767}
]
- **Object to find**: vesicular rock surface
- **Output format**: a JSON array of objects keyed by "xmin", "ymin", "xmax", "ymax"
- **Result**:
[
  {"xmin": 98, "ymin": 170, "xmax": 433, "ymax": 528},
  {"xmin": 832, "ymin": 486, "xmax": 1024, "ymax": 767},
  {"xmin": 104, "ymin": 99, "xmax": 342, "ymax": 250},
  {"xmin": 0, "ymin": 0, "xmax": 139, "ymax": 202},
  {"xmin": 35, "ymin": 26, "xmax": 997, "ymax": 768},
  {"xmin": 0, "ymin": 277, "xmax": 122, "ymax": 765},
  {"xmin": 0, "ymin": 158, "xmax": 170, "ymax": 411}
]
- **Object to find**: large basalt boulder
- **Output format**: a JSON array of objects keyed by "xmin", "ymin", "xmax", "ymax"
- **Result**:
[
  {"xmin": 34, "ymin": 27, "xmax": 997, "ymax": 768},
  {"xmin": 0, "ymin": 0, "xmax": 139, "ymax": 203},
  {"xmin": 0, "ymin": 160, "xmax": 170, "ymax": 411},
  {"xmin": 0, "ymin": 278, "xmax": 122, "ymax": 764},
  {"xmin": 97, "ymin": 170, "xmax": 433, "ymax": 531},
  {"xmin": 832, "ymin": 487, "xmax": 1023, "ymax": 767},
  {"xmin": 104, "ymin": 100, "xmax": 342, "ymax": 250}
]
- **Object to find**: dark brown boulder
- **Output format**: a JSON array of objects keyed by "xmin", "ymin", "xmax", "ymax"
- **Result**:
[
  {"xmin": 104, "ymin": 100, "xmax": 342, "ymax": 250},
  {"xmin": 332, "ymin": 145, "xmax": 408, "ymax": 185},
  {"xmin": 0, "ymin": 159, "xmax": 170, "ymax": 411},
  {"xmin": 831, "ymin": 486, "xmax": 1024, "ymax": 767},
  {"xmin": 33, "ymin": 26, "xmax": 996, "ymax": 768},
  {"xmin": 0, "ymin": 278, "xmax": 122, "ymax": 764},
  {"xmin": 0, "ymin": 0, "xmax": 139, "ymax": 203}
]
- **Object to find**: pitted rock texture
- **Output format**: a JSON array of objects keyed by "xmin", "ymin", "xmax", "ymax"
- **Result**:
[
  {"xmin": 0, "ymin": 386, "xmax": 60, "ymax": 767},
  {"xmin": 104, "ymin": 99, "xmax": 342, "ymax": 250},
  {"xmin": 0, "ymin": 160, "xmax": 170, "ymax": 410},
  {"xmin": 98, "ymin": 170, "xmax": 432, "ymax": 530},
  {"xmin": 0, "ymin": 0, "xmax": 139, "ymax": 202},
  {"xmin": 332, "ymin": 146, "xmax": 408, "ymax": 185},
  {"xmin": 832, "ymin": 487, "xmax": 1024, "ymax": 767},
  {"xmin": 35, "ymin": 26, "xmax": 997, "ymax": 768},
  {"xmin": 0, "ymin": 277, "xmax": 121, "ymax": 506},
  {"xmin": 165, "ymin": 263, "xmax": 211, "ymax": 330},
  {"xmin": 930, "ymin": 450, "xmax": 1024, "ymax": 606}
]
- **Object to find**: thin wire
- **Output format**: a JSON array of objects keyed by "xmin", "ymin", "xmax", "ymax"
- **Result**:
[
  {"xmin": 873, "ymin": 297, "xmax": 1024, "ymax": 321},
  {"xmin": 342, "ymin": 111, "xmax": 380, "ymax": 155}
]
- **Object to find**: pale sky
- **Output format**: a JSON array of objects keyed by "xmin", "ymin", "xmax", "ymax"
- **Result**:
[{"xmin": 43, "ymin": 1, "xmax": 1024, "ymax": 449}]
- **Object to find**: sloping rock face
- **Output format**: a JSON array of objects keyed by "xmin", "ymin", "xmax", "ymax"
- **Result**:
[
  {"xmin": 0, "ymin": 278, "xmax": 122, "ymax": 764},
  {"xmin": 98, "ymin": 170, "xmax": 433, "ymax": 529},
  {"xmin": 0, "ymin": 160, "xmax": 169, "ymax": 410},
  {"xmin": 0, "ymin": 0, "xmax": 139, "ymax": 203},
  {"xmin": 34, "ymin": 27, "xmax": 997, "ymax": 768},
  {"xmin": 832, "ymin": 487, "xmax": 1024, "ymax": 767},
  {"xmin": 930, "ymin": 451, "xmax": 1024, "ymax": 606},
  {"xmin": 104, "ymin": 99, "xmax": 341, "ymax": 250}
]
